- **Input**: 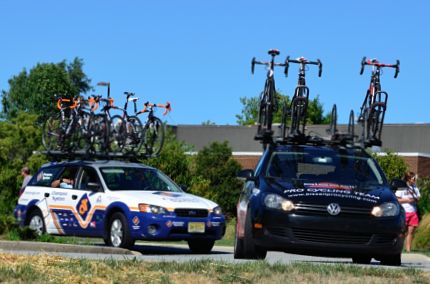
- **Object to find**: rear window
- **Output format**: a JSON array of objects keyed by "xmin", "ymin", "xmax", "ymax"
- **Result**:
[
  {"xmin": 30, "ymin": 167, "xmax": 63, "ymax": 187},
  {"xmin": 266, "ymin": 149, "xmax": 384, "ymax": 186}
]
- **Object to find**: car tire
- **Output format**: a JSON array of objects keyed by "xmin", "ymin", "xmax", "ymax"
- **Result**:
[
  {"xmin": 242, "ymin": 212, "xmax": 267, "ymax": 260},
  {"xmin": 380, "ymin": 254, "xmax": 401, "ymax": 266},
  {"xmin": 27, "ymin": 209, "xmax": 46, "ymax": 236},
  {"xmin": 352, "ymin": 256, "xmax": 372, "ymax": 264},
  {"xmin": 187, "ymin": 239, "xmax": 215, "ymax": 254},
  {"xmin": 234, "ymin": 222, "xmax": 245, "ymax": 259},
  {"xmin": 106, "ymin": 212, "xmax": 134, "ymax": 249}
]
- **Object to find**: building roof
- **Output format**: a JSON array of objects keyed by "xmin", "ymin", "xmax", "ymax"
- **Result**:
[{"xmin": 171, "ymin": 124, "xmax": 430, "ymax": 155}]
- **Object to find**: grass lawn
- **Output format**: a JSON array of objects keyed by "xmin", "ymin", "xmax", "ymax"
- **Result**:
[{"xmin": 0, "ymin": 253, "xmax": 428, "ymax": 283}]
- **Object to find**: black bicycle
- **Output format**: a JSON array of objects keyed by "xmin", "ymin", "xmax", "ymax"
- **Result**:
[
  {"xmin": 283, "ymin": 56, "xmax": 322, "ymax": 138},
  {"xmin": 134, "ymin": 101, "xmax": 171, "ymax": 157},
  {"xmin": 327, "ymin": 104, "xmax": 355, "ymax": 143},
  {"xmin": 89, "ymin": 82, "xmax": 127, "ymax": 154},
  {"xmin": 359, "ymin": 57, "xmax": 399, "ymax": 147},
  {"xmin": 251, "ymin": 49, "xmax": 285, "ymax": 143}
]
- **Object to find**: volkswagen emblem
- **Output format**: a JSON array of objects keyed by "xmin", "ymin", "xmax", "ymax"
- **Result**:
[{"xmin": 327, "ymin": 203, "xmax": 341, "ymax": 216}]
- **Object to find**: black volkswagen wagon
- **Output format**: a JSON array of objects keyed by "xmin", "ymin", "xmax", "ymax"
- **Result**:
[{"xmin": 234, "ymin": 143, "xmax": 406, "ymax": 265}]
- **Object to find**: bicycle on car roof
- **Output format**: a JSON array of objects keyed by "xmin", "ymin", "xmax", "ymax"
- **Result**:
[{"xmin": 358, "ymin": 57, "xmax": 399, "ymax": 147}]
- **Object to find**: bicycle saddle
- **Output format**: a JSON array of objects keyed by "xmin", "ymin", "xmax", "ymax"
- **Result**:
[{"xmin": 268, "ymin": 49, "xmax": 280, "ymax": 56}]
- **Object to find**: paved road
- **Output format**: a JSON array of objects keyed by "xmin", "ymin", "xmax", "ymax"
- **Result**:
[{"xmin": 1, "ymin": 240, "xmax": 429, "ymax": 270}]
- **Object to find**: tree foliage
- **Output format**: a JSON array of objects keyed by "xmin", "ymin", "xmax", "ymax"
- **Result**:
[
  {"xmin": 1, "ymin": 58, "xmax": 91, "ymax": 119},
  {"xmin": 190, "ymin": 141, "xmax": 242, "ymax": 217},
  {"xmin": 372, "ymin": 152, "xmax": 408, "ymax": 181},
  {"xmin": 0, "ymin": 112, "xmax": 47, "ymax": 215},
  {"xmin": 236, "ymin": 91, "xmax": 330, "ymax": 125}
]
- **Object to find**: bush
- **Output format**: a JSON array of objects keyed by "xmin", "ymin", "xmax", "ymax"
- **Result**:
[
  {"xmin": 373, "ymin": 152, "xmax": 408, "ymax": 181},
  {"xmin": 191, "ymin": 141, "xmax": 242, "ymax": 217}
]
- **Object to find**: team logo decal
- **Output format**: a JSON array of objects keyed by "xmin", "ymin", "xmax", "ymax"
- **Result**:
[
  {"xmin": 76, "ymin": 194, "xmax": 92, "ymax": 220},
  {"xmin": 153, "ymin": 192, "xmax": 182, "ymax": 198},
  {"xmin": 132, "ymin": 216, "xmax": 140, "ymax": 225}
]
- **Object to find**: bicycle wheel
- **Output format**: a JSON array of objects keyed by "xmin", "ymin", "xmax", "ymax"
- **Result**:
[
  {"xmin": 329, "ymin": 104, "xmax": 337, "ymax": 136},
  {"xmin": 348, "ymin": 110, "xmax": 355, "ymax": 137},
  {"xmin": 42, "ymin": 113, "xmax": 65, "ymax": 151},
  {"xmin": 142, "ymin": 116, "xmax": 165, "ymax": 157},
  {"xmin": 109, "ymin": 115, "xmax": 126, "ymax": 153},
  {"xmin": 123, "ymin": 116, "xmax": 143, "ymax": 154},
  {"xmin": 88, "ymin": 114, "xmax": 108, "ymax": 154},
  {"xmin": 74, "ymin": 112, "xmax": 92, "ymax": 153}
]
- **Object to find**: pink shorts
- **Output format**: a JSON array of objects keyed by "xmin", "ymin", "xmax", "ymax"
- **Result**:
[{"xmin": 405, "ymin": 212, "xmax": 419, "ymax": 227}]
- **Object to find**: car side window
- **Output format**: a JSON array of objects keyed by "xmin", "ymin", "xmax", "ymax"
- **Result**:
[
  {"xmin": 78, "ymin": 167, "xmax": 101, "ymax": 191},
  {"xmin": 30, "ymin": 167, "xmax": 63, "ymax": 187},
  {"xmin": 51, "ymin": 167, "xmax": 79, "ymax": 189}
]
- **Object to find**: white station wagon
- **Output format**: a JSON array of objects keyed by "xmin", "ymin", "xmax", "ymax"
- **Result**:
[{"xmin": 15, "ymin": 160, "xmax": 226, "ymax": 253}]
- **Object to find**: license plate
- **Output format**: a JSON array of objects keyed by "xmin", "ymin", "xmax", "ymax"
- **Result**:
[{"xmin": 188, "ymin": 222, "xmax": 205, "ymax": 233}]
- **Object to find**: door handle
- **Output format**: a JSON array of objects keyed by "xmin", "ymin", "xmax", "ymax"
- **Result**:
[
  {"xmin": 72, "ymin": 195, "xmax": 78, "ymax": 200},
  {"xmin": 44, "ymin": 193, "xmax": 50, "ymax": 198}
]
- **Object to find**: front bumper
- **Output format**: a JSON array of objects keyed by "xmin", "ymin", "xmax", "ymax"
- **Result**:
[
  {"xmin": 129, "ymin": 212, "xmax": 226, "ymax": 241},
  {"xmin": 252, "ymin": 209, "xmax": 405, "ymax": 257}
]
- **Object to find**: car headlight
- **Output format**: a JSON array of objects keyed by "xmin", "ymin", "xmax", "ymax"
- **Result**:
[
  {"xmin": 371, "ymin": 202, "xmax": 399, "ymax": 217},
  {"xmin": 212, "ymin": 206, "xmax": 223, "ymax": 215},
  {"xmin": 264, "ymin": 194, "xmax": 294, "ymax": 211},
  {"xmin": 139, "ymin": 203, "xmax": 168, "ymax": 215}
]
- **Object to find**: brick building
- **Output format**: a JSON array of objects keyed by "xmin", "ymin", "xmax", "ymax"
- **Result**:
[{"xmin": 171, "ymin": 124, "xmax": 430, "ymax": 178}]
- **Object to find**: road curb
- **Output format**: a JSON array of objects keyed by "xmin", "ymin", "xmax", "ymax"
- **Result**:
[{"xmin": 0, "ymin": 240, "xmax": 133, "ymax": 255}]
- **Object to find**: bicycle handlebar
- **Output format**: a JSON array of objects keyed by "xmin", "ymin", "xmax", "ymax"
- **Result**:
[
  {"xmin": 284, "ymin": 56, "xmax": 323, "ymax": 77},
  {"xmin": 360, "ymin": 57, "xmax": 400, "ymax": 78},
  {"xmin": 251, "ymin": 49, "xmax": 283, "ymax": 75},
  {"xmin": 141, "ymin": 101, "xmax": 172, "ymax": 116}
]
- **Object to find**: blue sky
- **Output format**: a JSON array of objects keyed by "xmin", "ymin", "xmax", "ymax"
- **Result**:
[{"xmin": 0, "ymin": 1, "xmax": 428, "ymax": 125}]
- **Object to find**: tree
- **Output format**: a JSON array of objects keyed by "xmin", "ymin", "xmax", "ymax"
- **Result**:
[
  {"xmin": 0, "ymin": 112, "xmax": 46, "ymax": 215},
  {"xmin": 236, "ymin": 91, "xmax": 330, "ymax": 125},
  {"xmin": 372, "ymin": 152, "xmax": 408, "ymax": 181},
  {"xmin": 191, "ymin": 141, "xmax": 242, "ymax": 217},
  {"xmin": 144, "ymin": 128, "xmax": 193, "ymax": 187},
  {"xmin": 1, "ymin": 58, "xmax": 91, "ymax": 119}
]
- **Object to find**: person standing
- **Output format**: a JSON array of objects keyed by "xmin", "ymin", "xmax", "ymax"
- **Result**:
[
  {"xmin": 396, "ymin": 171, "xmax": 420, "ymax": 253},
  {"xmin": 20, "ymin": 166, "xmax": 32, "ymax": 195}
]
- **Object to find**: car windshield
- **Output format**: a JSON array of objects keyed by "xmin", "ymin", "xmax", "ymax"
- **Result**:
[
  {"xmin": 266, "ymin": 148, "xmax": 385, "ymax": 187},
  {"xmin": 100, "ymin": 167, "xmax": 182, "ymax": 192}
]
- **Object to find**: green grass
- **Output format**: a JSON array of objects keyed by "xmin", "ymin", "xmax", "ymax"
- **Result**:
[{"xmin": 0, "ymin": 253, "xmax": 428, "ymax": 283}]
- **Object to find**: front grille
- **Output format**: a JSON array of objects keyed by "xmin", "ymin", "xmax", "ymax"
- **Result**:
[
  {"xmin": 174, "ymin": 208, "xmax": 208, "ymax": 218},
  {"xmin": 267, "ymin": 227, "xmax": 290, "ymax": 238},
  {"xmin": 294, "ymin": 203, "xmax": 371, "ymax": 217},
  {"xmin": 292, "ymin": 227, "xmax": 371, "ymax": 244}
]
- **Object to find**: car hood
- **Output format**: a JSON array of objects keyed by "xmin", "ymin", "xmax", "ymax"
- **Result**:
[
  {"xmin": 110, "ymin": 190, "xmax": 218, "ymax": 210},
  {"xmin": 263, "ymin": 177, "xmax": 395, "ymax": 207}
]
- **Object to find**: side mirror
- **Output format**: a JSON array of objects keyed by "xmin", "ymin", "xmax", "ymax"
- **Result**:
[
  {"xmin": 237, "ymin": 169, "xmax": 255, "ymax": 181},
  {"xmin": 87, "ymin": 182, "xmax": 103, "ymax": 192},
  {"xmin": 390, "ymin": 179, "xmax": 407, "ymax": 191}
]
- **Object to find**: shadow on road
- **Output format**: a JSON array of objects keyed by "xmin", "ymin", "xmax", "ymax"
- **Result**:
[{"xmin": 130, "ymin": 243, "xmax": 231, "ymax": 255}]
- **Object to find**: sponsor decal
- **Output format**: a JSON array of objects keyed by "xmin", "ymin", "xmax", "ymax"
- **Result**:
[
  {"xmin": 305, "ymin": 183, "xmax": 356, "ymax": 190},
  {"xmin": 153, "ymin": 192, "xmax": 182, "ymax": 198},
  {"xmin": 52, "ymin": 191, "xmax": 68, "ymax": 196},
  {"xmin": 211, "ymin": 222, "xmax": 221, "ymax": 227},
  {"xmin": 165, "ymin": 220, "xmax": 173, "ymax": 228},
  {"xmin": 172, "ymin": 221, "xmax": 184, "ymax": 227},
  {"xmin": 90, "ymin": 221, "xmax": 96, "ymax": 228},
  {"xmin": 96, "ymin": 196, "xmax": 102, "ymax": 203},
  {"xmin": 132, "ymin": 225, "xmax": 141, "ymax": 230},
  {"xmin": 76, "ymin": 194, "xmax": 92, "ymax": 220},
  {"xmin": 132, "ymin": 216, "xmax": 140, "ymax": 225},
  {"xmin": 52, "ymin": 197, "xmax": 65, "ymax": 202},
  {"xmin": 283, "ymin": 186, "xmax": 380, "ymax": 203}
]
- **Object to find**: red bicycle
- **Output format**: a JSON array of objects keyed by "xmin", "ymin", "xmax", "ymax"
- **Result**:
[{"xmin": 358, "ymin": 57, "xmax": 399, "ymax": 147}]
